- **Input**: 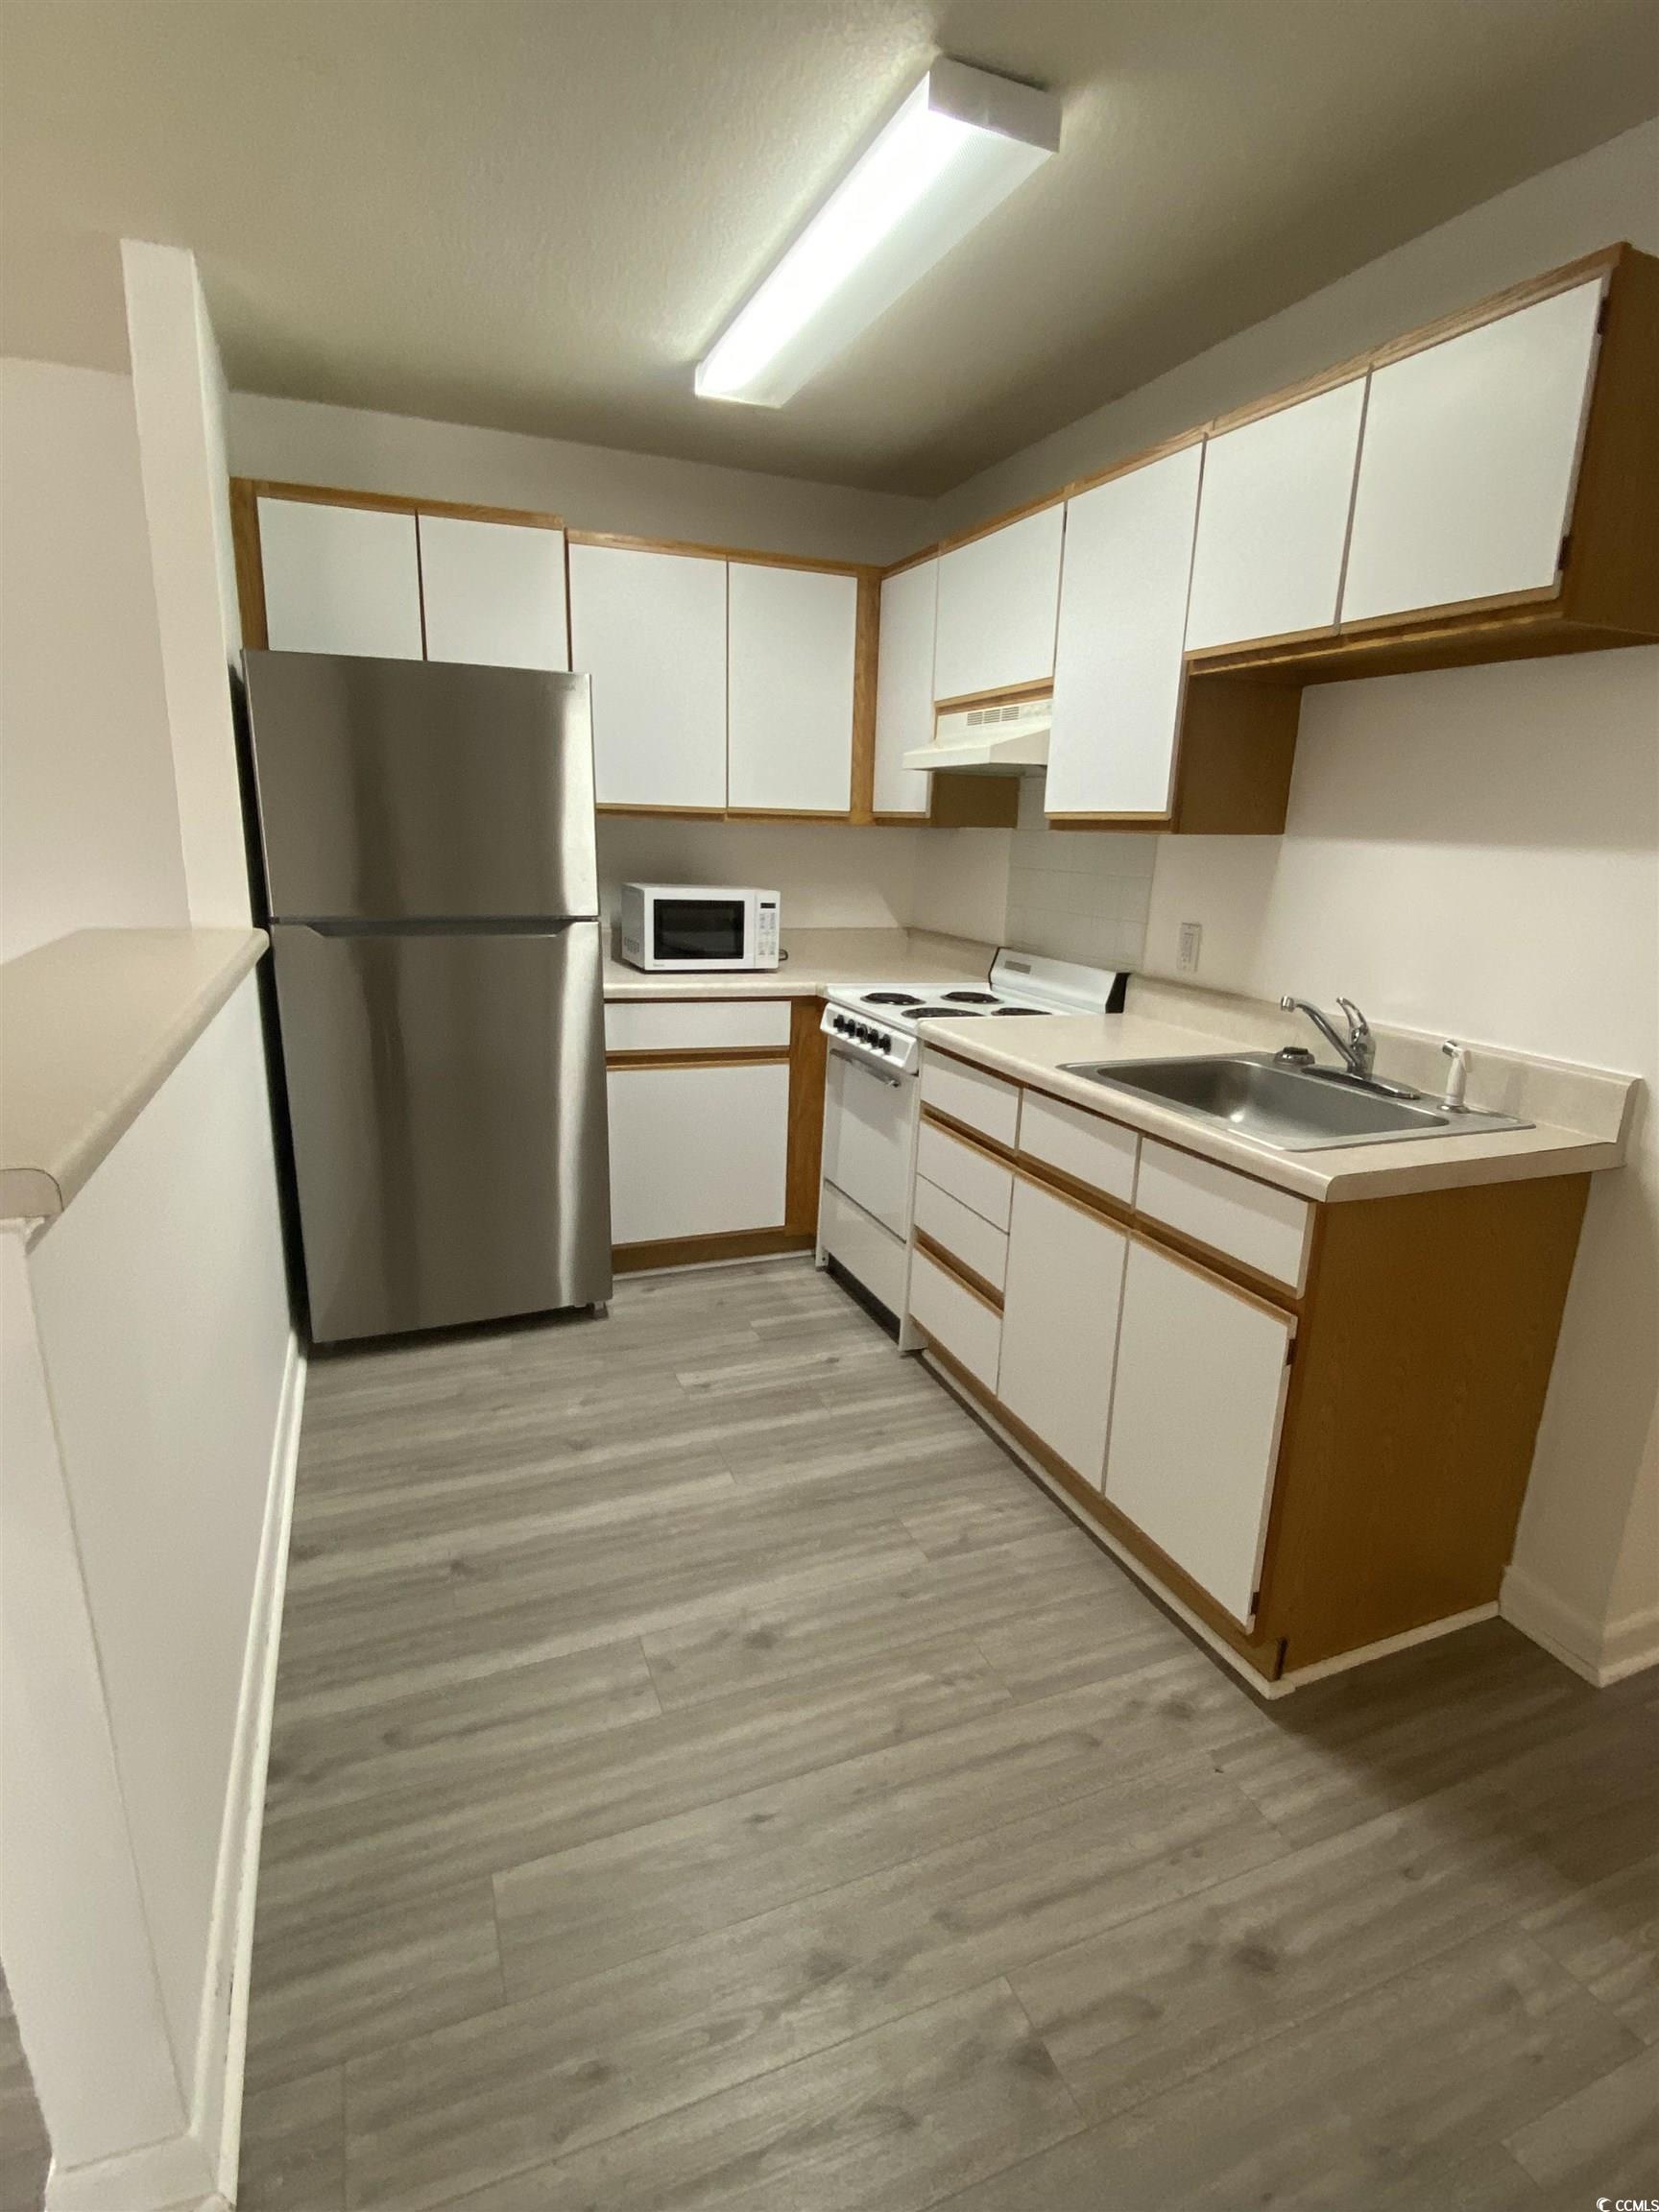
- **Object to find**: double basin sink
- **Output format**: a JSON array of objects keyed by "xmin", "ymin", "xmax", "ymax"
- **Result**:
[{"xmin": 1061, "ymin": 1051, "xmax": 1530, "ymax": 1153}]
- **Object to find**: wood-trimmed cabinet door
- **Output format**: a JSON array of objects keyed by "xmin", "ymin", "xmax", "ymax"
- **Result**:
[
  {"xmin": 932, "ymin": 506, "xmax": 1065, "ymax": 702},
  {"xmin": 997, "ymin": 1174, "xmax": 1128, "ymax": 1487},
  {"xmin": 607, "ymin": 1061, "xmax": 789, "ymax": 1244},
  {"xmin": 1046, "ymin": 442, "xmax": 1203, "ymax": 817},
  {"xmin": 870, "ymin": 559, "xmax": 938, "ymax": 818},
  {"xmin": 727, "ymin": 563, "xmax": 858, "ymax": 815},
  {"xmin": 567, "ymin": 542, "xmax": 728, "ymax": 810},
  {"xmin": 1102, "ymin": 1237, "xmax": 1294, "ymax": 1625},
  {"xmin": 1339, "ymin": 276, "xmax": 1605, "ymax": 626},
  {"xmin": 417, "ymin": 515, "xmax": 568, "ymax": 670},
  {"xmin": 257, "ymin": 495, "xmax": 424, "ymax": 659},
  {"xmin": 1184, "ymin": 378, "xmax": 1367, "ymax": 652}
]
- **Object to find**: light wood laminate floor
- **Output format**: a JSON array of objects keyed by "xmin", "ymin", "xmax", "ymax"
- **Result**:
[{"xmin": 240, "ymin": 1258, "xmax": 1658, "ymax": 2212}]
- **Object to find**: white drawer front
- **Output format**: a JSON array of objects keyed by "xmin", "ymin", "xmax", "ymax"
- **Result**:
[
  {"xmin": 1019, "ymin": 1090, "xmax": 1138, "ymax": 1206},
  {"xmin": 908, "ymin": 1249, "xmax": 1001, "ymax": 1393},
  {"xmin": 605, "ymin": 998, "xmax": 793, "ymax": 1052},
  {"xmin": 919, "ymin": 1050, "xmax": 1020, "ymax": 1148},
  {"xmin": 914, "ymin": 1175, "xmax": 1010, "ymax": 1292},
  {"xmin": 916, "ymin": 1118, "xmax": 1015, "ymax": 1233},
  {"xmin": 1136, "ymin": 1138, "xmax": 1311, "ymax": 1291},
  {"xmin": 818, "ymin": 1184, "xmax": 908, "ymax": 1317}
]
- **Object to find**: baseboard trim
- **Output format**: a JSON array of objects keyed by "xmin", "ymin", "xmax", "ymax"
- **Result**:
[
  {"xmin": 42, "ymin": 2128, "xmax": 212, "ymax": 2212},
  {"xmin": 195, "ymin": 1328, "xmax": 307, "ymax": 2198},
  {"xmin": 1502, "ymin": 1562, "xmax": 1659, "ymax": 1686}
]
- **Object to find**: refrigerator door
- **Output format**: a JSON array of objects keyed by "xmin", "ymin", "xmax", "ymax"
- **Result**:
[
  {"xmin": 245, "ymin": 651, "xmax": 598, "ymax": 922},
  {"xmin": 272, "ymin": 918, "xmax": 611, "ymax": 1342}
]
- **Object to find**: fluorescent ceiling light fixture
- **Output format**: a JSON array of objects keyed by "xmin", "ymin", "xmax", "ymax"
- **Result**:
[{"xmin": 695, "ymin": 58, "xmax": 1060, "ymax": 407}]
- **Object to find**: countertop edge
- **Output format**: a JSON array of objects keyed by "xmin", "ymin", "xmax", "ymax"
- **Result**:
[
  {"xmin": 921, "ymin": 1026, "xmax": 1630, "ymax": 1204},
  {"xmin": 1, "ymin": 927, "xmax": 269, "ymax": 1223}
]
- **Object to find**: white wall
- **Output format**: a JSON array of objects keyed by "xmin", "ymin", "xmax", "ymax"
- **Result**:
[
  {"xmin": 0, "ymin": 358, "xmax": 188, "ymax": 959},
  {"xmin": 123, "ymin": 240, "xmax": 251, "ymax": 926},
  {"xmin": 228, "ymin": 391, "xmax": 933, "ymax": 566},
  {"xmin": 597, "ymin": 816, "xmax": 920, "ymax": 932},
  {"xmin": 28, "ymin": 976, "xmax": 291, "ymax": 2109}
]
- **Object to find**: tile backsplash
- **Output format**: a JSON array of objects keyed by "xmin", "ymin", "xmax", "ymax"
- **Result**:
[{"xmin": 1005, "ymin": 774, "xmax": 1155, "ymax": 969}]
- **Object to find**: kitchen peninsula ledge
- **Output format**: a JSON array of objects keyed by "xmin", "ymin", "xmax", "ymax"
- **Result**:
[
  {"xmin": 0, "ymin": 926, "xmax": 269, "ymax": 1220},
  {"xmin": 918, "ymin": 988, "xmax": 1636, "ymax": 1204},
  {"xmin": 601, "ymin": 928, "xmax": 997, "ymax": 1001}
]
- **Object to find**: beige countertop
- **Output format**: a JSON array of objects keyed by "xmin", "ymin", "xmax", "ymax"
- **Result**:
[
  {"xmin": 918, "ymin": 991, "xmax": 1637, "ymax": 1204},
  {"xmin": 602, "ymin": 927, "xmax": 997, "ymax": 1001},
  {"xmin": 0, "ymin": 927, "xmax": 269, "ymax": 1221}
]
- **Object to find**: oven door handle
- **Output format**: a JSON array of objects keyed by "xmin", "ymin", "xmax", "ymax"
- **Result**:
[{"xmin": 829, "ymin": 1043, "xmax": 903, "ymax": 1089}]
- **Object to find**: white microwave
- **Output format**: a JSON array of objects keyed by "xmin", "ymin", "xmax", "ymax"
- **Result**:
[{"xmin": 619, "ymin": 884, "xmax": 781, "ymax": 972}]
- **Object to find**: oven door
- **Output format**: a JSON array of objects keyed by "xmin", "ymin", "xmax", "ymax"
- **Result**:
[
  {"xmin": 644, "ymin": 891, "xmax": 755, "ymax": 970},
  {"xmin": 822, "ymin": 1044, "xmax": 913, "ymax": 1239}
]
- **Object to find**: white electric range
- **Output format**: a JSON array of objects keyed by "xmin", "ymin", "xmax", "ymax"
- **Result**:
[{"xmin": 816, "ymin": 950, "xmax": 1127, "ymax": 1321}]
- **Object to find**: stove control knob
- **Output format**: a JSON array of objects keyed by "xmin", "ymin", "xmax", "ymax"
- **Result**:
[
  {"xmin": 878, "ymin": 1032, "xmax": 891, "ymax": 1051},
  {"xmin": 855, "ymin": 1023, "xmax": 873, "ymax": 1043}
]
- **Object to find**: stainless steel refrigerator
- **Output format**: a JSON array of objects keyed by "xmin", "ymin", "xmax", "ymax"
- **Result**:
[{"xmin": 243, "ymin": 650, "xmax": 612, "ymax": 1345}]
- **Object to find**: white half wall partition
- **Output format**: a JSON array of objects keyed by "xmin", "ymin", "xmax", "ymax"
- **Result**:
[{"xmin": 0, "ymin": 939, "xmax": 301, "ymax": 2211}]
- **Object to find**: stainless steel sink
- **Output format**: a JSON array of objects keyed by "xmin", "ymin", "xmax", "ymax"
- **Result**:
[{"xmin": 1059, "ymin": 1052, "xmax": 1531, "ymax": 1152}]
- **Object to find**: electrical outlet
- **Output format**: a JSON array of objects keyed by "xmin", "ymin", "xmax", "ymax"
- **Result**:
[{"xmin": 1177, "ymin": 922, "xmax": 1202, "ymax": 975}]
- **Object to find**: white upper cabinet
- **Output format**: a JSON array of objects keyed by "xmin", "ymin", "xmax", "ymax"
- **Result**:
[
  {"xmin": 1184, "ymin": 379, "xmax": 1367, "ymax": 651},
  {"xmin": 258, "ymin": 496, "xmax": 423, "ymax": 660},
  {"xmin": 567, "ymin": 542, "xmax": 728, "ymax": 810},
  {"xmin": 417, "ymin": 515, "xmax": 568, "ymax": 670},
  {"xmin": 1103, "ymin": 1238, "xmax": 1293, "ymax": 1624},
  {"xmin": 1046, "ymin": 442, "xmax": 1203, "ymax": 817},
  {"xmin": 727, "ymin": 563, "xmax": 858, "ymax": 815},
  {"xmin": 932, "ymin": 505, "xmax": 1065, "ymax": 702},
  {"xmin": 871, "ymin": 559, "xmax": 938, "ymax": 817},
  {"xmin": 1340, "ymin": 277, "xmax": 1604, "ymax": 626}
]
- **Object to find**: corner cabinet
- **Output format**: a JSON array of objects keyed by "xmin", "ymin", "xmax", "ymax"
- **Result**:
[
  {"xmin": 567, "ymin": 541, "xmax": 729, "ymax": 812},
  {"xmin": 903, "ymin": 1045, "xmax": 1593, "ymax": 1686}
]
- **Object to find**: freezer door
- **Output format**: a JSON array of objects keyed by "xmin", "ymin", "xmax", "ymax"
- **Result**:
[
  {"xmin": 245, "ymin": 651, "xmax": 598, "ymax": 921},
  {"xmin": 272, "ymin": 919, "xmax": 611, "ymax": 1342}
]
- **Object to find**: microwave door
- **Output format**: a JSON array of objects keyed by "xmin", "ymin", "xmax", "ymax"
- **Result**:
[{"xmin": 652, "ymin": 895, "xmax": 749, "ymax": 968}]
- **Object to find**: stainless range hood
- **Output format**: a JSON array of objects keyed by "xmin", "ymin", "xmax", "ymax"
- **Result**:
[{"xmin": 903, "ymin": 694, "xmax": 1050, "ymax": 775}]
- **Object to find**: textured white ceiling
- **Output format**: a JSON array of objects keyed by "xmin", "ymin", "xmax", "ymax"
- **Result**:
[{"xmin": 2, "ymin": 0, "xmax": 1654, "ymax": 493}]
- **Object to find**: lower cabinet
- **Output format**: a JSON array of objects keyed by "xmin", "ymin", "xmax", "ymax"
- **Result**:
[
  {"xmin": 607, "ymin": 1062, "xmax": 789, "ymax": 1246},
  {"xmin": 997, "ymin": 1174, "xmax": 1127, "ymax": 1488},
  {"xmin": 1101, "ymin": 1238, "xmax": 1293, "ymax": 1626}
]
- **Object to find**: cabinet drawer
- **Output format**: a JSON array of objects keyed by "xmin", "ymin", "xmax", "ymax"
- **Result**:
[
  {"xmin": 916, "ymin": 1118, "xmax": 1014, "ymax": 1233},
  {"xmin": 1019, "ymin": 1090, "xmax": 1137, "ymax": 1206},
  {"xmin": 1136, "ymin": 1139, "xmax": 1311, "ymax": 1292},
  {"xmin": 913, "ymin": 1175, "xmax": 1009, "ymax": 1294},
  {"xmin": 919, "ymin": 1051, "xmax": 1020, "ymax": 1148},
  {"xmin": 908, "ymin": 1248, "xmax": 1001, "ymax": 1394},
  {"xmin": 604, "ymin": 999, "xmax": 792, "ymax": 1052}
]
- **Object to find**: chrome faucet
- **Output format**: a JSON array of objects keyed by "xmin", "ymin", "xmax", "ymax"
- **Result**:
[{"xmin": 1280, "ymin": 996, "xmax": 1376, "ymax": 1081}]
